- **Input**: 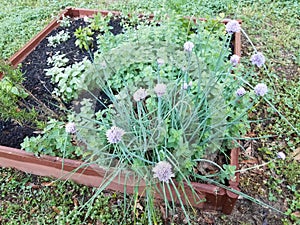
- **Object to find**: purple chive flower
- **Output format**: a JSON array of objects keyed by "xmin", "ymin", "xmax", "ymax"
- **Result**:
[
  {"xmin": 236, "ymin": 87, "xmax": 246, "ymax": 97},
  {"xmin": 106, "ymin": 126, "xmax": 125, "ymax": 144},
  {"xmin": 65, "ymin": 122, "xmax": 76, "ymax": 134},
  {"xmin": 182, "ymin": 81, "xmax": 193, "ymax": 90},
  {"xmin": 254, "ymin": 83, "xmax": 268, "ymax": 96},
  {"xmin": 154, "ymin": 83, "xmax": 167, "ymax": 97},
  {"xmin": 184, "ymin": 41, "xmax": 194, "ymax": 52},
  {"xmin": 133, "ymin": 88, "xmax": 148, "ymax": 102},
  {"xmin": 277, "ymin": 152, "xmax": 286, "ymax": 160},
  {"xmin": 101, "ymin": 62, "xmax": 107, "ymax": 68},
  {"xmin": 152, "ymin": 161, "xmax": 175, "ymax": 183},
  {"xmin": 225, "ymin": 20, "xmax": 241, "ymax": 34},
  {"xmin": 157, "ymin": 58, "xmax": 164, "ymax": 66},
  {"xmin": 230, "ymin": 54, "xmax": 240, "ymax": 66},
  {"xmin": 251, "ymin": 52, "xmax": 265, "ymax": 67}
]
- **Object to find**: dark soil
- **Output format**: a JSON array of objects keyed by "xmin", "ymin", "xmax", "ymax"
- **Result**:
[
  {"xmin": 0, "ymin": 17, "xmax": 123, "ymax": 149},
  {"xmin": 0, "ymin": 17, "xmax": 235, "ymax": 150},
  {"xmin": 2, "ymin": 16, "xmax": 232, "ymax": 156},
  {"xmin": 0, "ymin": 120, "xmax": 35, "ymax": 148}
]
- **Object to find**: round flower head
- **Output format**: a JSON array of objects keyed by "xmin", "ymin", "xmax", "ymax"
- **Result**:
[
  {"xmin": 65, "ymin": 122, "xmax": 76, "ymax": 134},
  {"xmin": 182, "ymin": 81, "xmax": 193, "ymax": 90},
  {"xmin": 152, "ymin": 161, "xmax": 175, "ymax": 183},
  {"xmin": 277, "ymin": 152, "xmax": 286, "ymax": 160},
  {"xmin": 83, "ymin": 16, "xmax": 90, "ymax": 23},
  {"xmin": 254, "ymin": 83, "xmax": 268, "ymax": 97},
  {"xmin": 230, "ymin": 54, "xmax": 240, "ymax": 66},
  {"xmin": 184, "ymin": 41, "xmax": 194, "ymax": 52},
  {"xmin": 101, "ymin": 61, "xmax": 107, "ymax": 68},
  {"xmin": 133, "ymin": 88, "xmax": 148, "ymax": 102},
  {"xmin": 154, "ymin": 83, "xmax": 167, "ymax": 97},
  {"xmin": 236, "ymin": 87, "xmax": 246, "ymax": 97},
  {"xmin": 157, "ymin": 58, "xmax": 164, "ymax": 66},
  {"xmin": 225, "ymin": 20, "xmax": 241, "ymax": 34},
  {"xmin": 106, "ymin": 126, "xmax": 125, "ymax": 144},
  {"xmin": 251, "ymin": 52, "xmax": 265, "ymax": 67}
]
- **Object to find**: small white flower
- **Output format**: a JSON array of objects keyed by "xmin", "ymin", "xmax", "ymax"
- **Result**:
[
  {"xmin": 182, "ymin": 81, "xmax": 193, "ymax": 90},
  {"xmin": 83, "ymin": 16, "xmax": 90, "ymax": 22},
  {"xmin": 184, "ymin": 41, "xmax": 194, "ymax": 52},
  {"xmin": 154, "ymin": 83, "xmax": 167, "ymax": 97},
  {"xmin": 106, "ymin": 126, "xmax": 125, "ymax": 144},
  {"xmin": 101, "ymin": 61, "xmax": 107, "ymax": 68},
  {"xmin": 157, "ymin": 58, "xmax": 164, "ymax": 66},
  {"xmin": 133, "ymin": 88, "xmax": 148, "ymax": 102},
  {"xmin": 152, "ymin": 161, "xmax": 175, "ymax": 183},
  {"xmin": 65, "ymin": 122, "xmax": 76, "ymax": 134}
]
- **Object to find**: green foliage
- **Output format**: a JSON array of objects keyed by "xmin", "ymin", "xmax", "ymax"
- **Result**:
[
  {"xmin": 47, "ymin": 30, "xmax": 70, "ymax": 47},
  {"xmin": 21, "ymin": 119, "xmax": 84, "ymax": 159},
  {"xmin": 86, "ymin": 16, "xmax": 227, "ymax": 91},
  {"xmin": 219, "ymin": 165, "xmax": 236, "ymax": 183},
  {"xmin": 58, "ymin": 15, "xmax": 71, "ymax": 28},
  {"xmin": 74, "ymin": 13, "xmax": 113, "ymax": 51},
  {"xmin": 77, "ymin": 15, "xmax": 237, "ymax": 174},
  {"xmin": 0, "ymin": 167, "xmax": 163, "ymax": 224},
  {"xmin": 0, "ymin": 63, "xmax": 37, "ymax": 123},
  {"xmin": 1, "ymin": 0, "xmax": 299, "ymax": 223},
  {"xmin": 284, "ymin": 184, "xmax": 300, "ymax": 223},
  {"xmin": 47, "ymin": 51, "xmax": 69, "ymax": 68},
  {"xmin": 56, "ymin": 192, "xmax": 162, "ymax": 224},
  {"xmin": 110, "ymin": 0, "xmax": 235, "ymax": 18},
  {"xmin": 88, "ymin": 12, "xmax": 113, "ymax": 33},
  {"xmin": 74, "ymin": 26, "xmax": 94, "ymax": 50},
  {"xmin": 0, "ymin": 7, "xmax": 52, "ymax": 59},
  {"xmin": 45, "ymin": 58, "xmax": 90, "ymax": 102},
  {"xmin": 0, "ymin": 0, "xmax": 108, "ymax": 59},
  {"xmin": 47, "ymin": 14, "xmax": 251, "ymax": 223}
]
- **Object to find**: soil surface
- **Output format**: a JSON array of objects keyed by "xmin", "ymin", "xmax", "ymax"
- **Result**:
[
  {"xmin": 0, "ymin": 17, "xmax": 235, "ymax": 150},
  {"xmin": 0, "ymin": 17, "xmax": 123, "ymax": 149}
]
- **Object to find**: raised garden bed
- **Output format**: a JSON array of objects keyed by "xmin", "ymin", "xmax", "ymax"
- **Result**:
[{"xmin": 0, "ymin": 7, "xmax": 242, "ymax": 215}]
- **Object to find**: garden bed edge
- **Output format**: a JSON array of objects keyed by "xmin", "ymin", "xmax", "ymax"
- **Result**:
[{"xmin": 0, "ymin": 7, "xmax": 242, "ymax": 214}]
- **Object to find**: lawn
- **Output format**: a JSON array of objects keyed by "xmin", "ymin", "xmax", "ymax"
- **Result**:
[{"xmin": 0, "ymin": 0, "xmax": 299, "ymax": 224}]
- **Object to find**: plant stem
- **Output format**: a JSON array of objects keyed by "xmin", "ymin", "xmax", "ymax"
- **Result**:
[{"xmin": 21, "ymin": 84, "xmax": 59, "ymax": 118}]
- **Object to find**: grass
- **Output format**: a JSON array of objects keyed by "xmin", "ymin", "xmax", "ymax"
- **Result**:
[
  {"xmin": 0, "ymin": 0, "xmax": 299, "ymax": 224},
  {"xmin": 0, "ymin": 168, "xmax": 156, "ymax": 224}
]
